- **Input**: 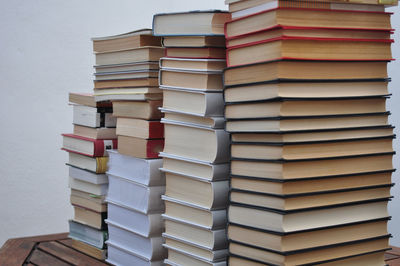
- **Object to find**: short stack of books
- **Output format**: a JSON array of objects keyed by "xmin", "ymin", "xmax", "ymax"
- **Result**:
[
  {"xmin": 223, "ymin": 0, "xmax": 397, "ymax": 265},
  {"xmin": 92, "ymin": 29, "xmax": 163, "ymax": 102},
  {"xmin": 63, "ymin": 92, "xmax": 117, "ymax": 260},
  {"xmin": 91, "ymin": 29, "xmax": 167, "ymax": 265},
  {"xmin": 153, "ymin": 11, "xmax": 232, "ymax": 266}
]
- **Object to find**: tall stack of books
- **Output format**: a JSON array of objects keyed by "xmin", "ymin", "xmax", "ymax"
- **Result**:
[
  {"xmin": 91, "ymin": 30, "xmax": 167, "ymax": 265},
  {"xmin": 153, "ymin": 11, "xmax": 232, "ymax": 266},
  {"xmin": 62, "ymin": 92, "xmax": 117, "ymax": 260},
  {"xmin": 223, "ymin": 0, "xmax": 397, "ymax": 265}
]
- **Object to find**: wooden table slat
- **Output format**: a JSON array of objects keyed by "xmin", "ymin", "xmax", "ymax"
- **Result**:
[
  {"xmin": 57, "ymin": 239, "xmax": 73, "ymax": 248},
  {"xmin": 0, "ymin": 239, "xmax": 35, "ymax": 265},
  {"xmin": 29, "ymin": 249, "xmax": 71, "ymax": 266}
]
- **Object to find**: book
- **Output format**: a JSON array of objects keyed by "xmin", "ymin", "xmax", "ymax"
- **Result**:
[
  {"xmin": 93, "ymin": 77, "xmax": 159, "ymax": 89},
  {"xmin": 161, "ymin": 153, "xmax": 229, "ymax": 182},
  {"xmin": 107, "ymin": 149, "xmax": 164, "ymax": 186},
  {"xmin": 225, "ymin": 8, "xmax": 392, "ymax": 39},
  {"xmin": 72, "ymin": 105, "xmax": 116, "ymax": 128},
  {"xmin": 68, "ymin": 153, "xmax": 108, "ymax": 174},
  {"xmin": 68, "ymin": 220, "xmax": 108, "ymax": 249},
  {"xmin": 94, "ymin": 93, "xmax": 163, "ymax": 102},
  {"xmin": 231, "ymin": 153, "xmax": 394, "ymax": 180},
  {"xmin": 228, "ymin": 219, "xmax": 389, "ymax": 253},
  {"xmin": 106, "ymin": 220, "xmax": 166, "ymax": 260},
  {"xmin": 69, "ymin": 92, "xmax": 111, "ymax": 108},
  {"xmin": 73, "ymin": 125, "xmax": 117, "ymax": 139},
  {"xmin": 229, "ymin": 237, "xmax": 389, "ymax": 265},
  {"xmin": 70, "ymin": 189, "xmax": 107, "ymax": 213},
  {"xmin": 94, "ymin": 69, "xmax": 159, "ymax": 81},
  {"xmin": 162, "ymin": 36, "xmax": 226, "ymax": 48},
  {"xmin": 223, "ymin": 60, "xmax": 388, "ymax": 86},
  {"xmin": 117, "ymin": 136, "xmax": 164, "ymax": 159},
  {"xmin": 69, "ymin": 176, "xmax": 108, "ymax": 196},
  {"xmin": 224, "ymin": 80, "xmax": 389, "ymax": 102},
  {"xmin": 94, "ymin": 61, "xmax": 159, "ymax": 73},
  {"xmin": 164, "ymin": 218, "xmax": 227, "ymax": 250},
  {"xmin": 112, "ymin": 100, "xmax": 163, "ymax": 120},
  {"xmin": 226, "ymin": 113, "xmax": 389, "ymax": 132},
  {"xmin": 162, "ymin": 89, "xmax": 224, "ymax": 116},
  {"xmin": 165, "ymin": 249, "xmax": 227, "ymax": 266},
  {"xmin": 231, "ymin": 171, "xmax": 393, "ymax": 195},
  {"xmin": 230, "ymin": 185, "xmax": 392, "ymax": 210},
  {"xmin": 153, "ymin": 11, "xmax": 231, "ymax": 36},
  {"xmin": 161, "ymin": 110, "xmax": 225, "ymax": 129},
  {"xmin": 62, "ymin": 134, "xmax": 117, "ymax": 157},
  {"xmin": 69, "ymin": 166, "xmax": 108, "ymax": 184},
  {"xmin": 231, "ymin": 137, "xmax": 394, "ymax": 160},
  {"xmin": 116, "ymin": 118, "xmax": 164, "ymax": 139},
  {"xmin": 164, "ymin": 172, "xmax": 229, "ymax": 210},
  {"xmin": 107, "ymin": 241, "xmax": 163, "ymax": 266},
  {"xmin": 225, "ymin": 97, "xmax": 387, "ymax": 119},
  {"xmin": 93, "ymin": 87, "xmax": 161, "ymax": 95},
  {"xmin": 160, "ymin": 58, "xmax": 226, "ymax": 71},
  {"xmin": 107, "ymin": 200, "xmax": 163, "ymax": 237},
  {"xmin": 228, "ymin": 200, "xmax": 389, "ymax": 233},
  {"xmin": 163, "ymin": 195, "xmax": 227, "ymax": 229},
  {"xmin": 160, "ymin": 69, "xmax": 224, "ymax": 92},
  {"xmin": 163, "ymin": 123, "xmax": 230, "ymax": 163},
  {"xmin": 165, "ymin": 47, "xmax": 226, "ymax": 59},
  {"xmin": 95, "ymin": 47, "xmax": 164, "ymax": 65},
  {"xmin": 92, "ymin": 29, "xmax": 161, "ymax": 53},
  {"xmin": 226, "ymin": 37, "xmax": 392, "ymax": 67},
  {"xmin": 107, "ymin": 173, "xmax": 165, "ymax": 213},
  {"xmin": 226, "ymin": 26, "xmax": 392, "ymax": 48},
  {"xmin": 71, "ymin": 239, "xmax": 107, "ymax": 260},
  {"xmin": 73, "ymin": 205, "xmax": 107, "ymax": 230}
]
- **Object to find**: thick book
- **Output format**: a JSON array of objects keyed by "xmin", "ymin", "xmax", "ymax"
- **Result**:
[
  {"xmin": 67, "ymin": 153, "xmax": 108, "ymax": 174},
  {"xmin": 116, "ymin": 118, "xmax": 164, "ymax": 139},
  {"xmin": 94, "ymin": 61, "xmax": 159, "ymax": 74},
  {"xmin": 226, "ymin": 25, "xmax": 392, "ymax": 48},
  {"xmin": 70, "ymin": 189, "xmax": 106, "ymax": 213},
  {"xmin": 225, "ymin": 8, "xmax": 392, "ymax": 39},
  {"xmin": 160, "ymin": 57, "xmax": 226, "ymax": 71},
  {"xmin": 73, "ymin": 205, "xmax": 107, "ymax": 230},
  {"xmin": 228, "ymin": 219, "xmax": 389, "ymax": 253},
  {"xmin": 68, "ymin": 220, "xmax": 107, "ymax": 249},
  {"xmin": 94, "ymin": 93, "xmax": 163, "ymax": 102},
  {"xmin": 92, "ymin": 29, "xmax": 161, "ymax": 53},
  {"xmin": 163, "ymin": 122, "xmax": 230, "ymax": 163},
  {"xmin": 153, "ymin": 11, "xmax": 231, "ymax": 36},
  {"xmin": 224, "ymin": 80, "xmax": 389, "ymax": 103},
  {"xmin": 107, "ymin": 241, "xmax": 163, "ymax": 266},
  {"xmin": 165, "ymin": 249, "xmax": 227, "ymax": 266},
  {"xmin": 106, "ymin": 220, "xmax": 166, "ymax": 260},
  {"xmin": 72, "ymin": 105, "xmax": 115, "ymax": 128},
  {"xmin": 112, "ymin": 100, "xmax": 162, "ymax": 120},
  {"xmin": 162, "ymin": 36, "xmax": 226, "ymax": 48},
  {"xmin": 62, "ymin": 134, "xmax": 117, "ymax": 157},
  {"xmin": 94, "ymin": 69, "xmax": 159, "ymax": 81},
  {"xmin": 165, "ymin": 47, "xmax": 226, "ymax": 59},
  {"xmin": 117, "ymin": 136, "xmax": 164, "ymax": 159},
  {"xmin": 160, "ymin": 69, "xmax": 224, "ymax": 92},
  {"xmin": 160, "ymin": 152, "xmax": 229, "ymax": 182},
  {"xmin": 69, "ymin": 92, "xmax": 111, "ymax": 108},
  {"xmin": 223, "ymin": 60, "xmax": 388, "ymax": 86},
  {"xmin": 93, "ymin": 77, "xmax": 159, "ymax": 89},
  {"xmin": 228, "ymin": 200, "xmax": 389, "ymax": 233},
  {"xmin": 73, "ymin": 125, "xmax": 117, "ymax": 140},
  {"xmin": 107, "ymin": 200, "xmax": 163, "ymax": 237},
  {"xmin": 95, "ymin": 46, "xmax": 164, "ymax": 65},
  {"xmin": 108, "ymin": 149, "xmax": 164, "ymax": 186},
  {"xmin": 107, "ymin": 173, "xmax": 165, "ymax": 214},
  {"xmin": 71, "ymin": 239, "xmax": 106, "ymax": 260},
  {"xmin": 69, "ymin": 176, "xmax": 108, "ymax": 196},
  {"xmin": 161, "ymin": 109, "xmax": 225, "ymax": 129},
  {"xmin": 162, "ymin": 88, "xmax": 224, "ymax": 116},
  {"xmin": 68, "ymin": 166, "xmax": 108, "ymax": 185}
]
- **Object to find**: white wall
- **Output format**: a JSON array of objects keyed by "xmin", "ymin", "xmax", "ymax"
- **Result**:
[{"xmin": 0, "ymin": 0, "xmax": 399, "ymax": 247}]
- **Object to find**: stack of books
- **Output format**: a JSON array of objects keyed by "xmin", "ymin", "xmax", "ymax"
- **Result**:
[
  {"xmin": 153, "ymin": 11, "xmax": 232, "ymax": 266},
  {"xmin": 92, "ymin": 29, "xmax": 167, "ymax": 265},
  {"xmin": 92, "ymin": 29, "xmax": 163, "ymax": 102},
  {"xmin": 223, "ymin": 0, "xmax": 397, "ymax": 265},
  {"xmin": 62, "ymin": 92, "xmax": 117, "ymax": 260}
]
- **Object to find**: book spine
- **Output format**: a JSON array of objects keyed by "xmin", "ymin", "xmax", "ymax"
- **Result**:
[
  {"xmin": 149, "ymin": 122, "xmax": 164, "ymax": 139},
  {"xmin": 96, "ymin": 157, "xmax": 109, "ymax": 174},
  {"xmin": 146, "ymin": 139, "xmax": 165, "ymax": 159},
  {"xmin": 93, "ymin": 139, "xmax": 118, "ymax": 157}
]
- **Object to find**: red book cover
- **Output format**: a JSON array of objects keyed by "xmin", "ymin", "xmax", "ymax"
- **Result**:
[
  {"xmin": 62, "ymin": 133, "xmax": 118, "ymax": 157},
  {"xmin": 146, "ymin": 139, "xmax": 165, "ymax": 159},
  {"xmin": 148, "ymin": 121, "xmax": 164, "ymax": 139}
]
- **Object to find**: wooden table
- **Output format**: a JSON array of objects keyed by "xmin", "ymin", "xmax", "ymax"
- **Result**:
[{"xmin": 0, "ymin": 233, "xmax": 400, "ymax": 265}]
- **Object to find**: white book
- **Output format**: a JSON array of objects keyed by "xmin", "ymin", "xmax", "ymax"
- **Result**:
[
  {"xmin": 107, "ymin": 199, "xmax": 163, "ymax": 237},
  {"xmin": 69, "ymin": 166, "xmax": 108, "ymax": 185},
  {"xmin": 160, "ymin": 152, "xmax": 229, "ymax": 182},
  {"xmin": 161, "ymin": 108, "xmax": 225, "ymax": 129},
  {"xmin": 72, "ymin": 105, "xmax": 116, "ymax": 128},
  {"xmin": 107, "ymin": 150, "xmax": 164, "ymax": 186},
  {"xmin": 69, "ymin": 176, "xmax": 108, "ymax": 196},
  {"xmin": 107, "ymin": 220, "xmax": 166, "ymax": 261},
  {"xmin": 165, "ymin": 249, "xmax": 227, "ymax": 266},
  {"xmin": 106, "ymin": 173, "xmax": 165, "ymax": 214},
  {"xmin": 161, "ymin": 87, "xmax": 224, "ymax": 117},
  {"xmin": 68, "ymin": 220, "xmax": 106, "ymax": 249},
  {"xmin": 163, "ymin": 122, "xmax": 230, "ymax": 164},
  {"xmin": 107, "ymin": 241, "xmax": 163, "ymax": 266},
  {"xmin": 163, "ymin": 217, "xmax": 227, "ymax": 251}
]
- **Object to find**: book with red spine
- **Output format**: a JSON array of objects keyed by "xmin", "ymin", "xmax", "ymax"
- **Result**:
[
  {"xmin": 62, "ymin": 133, "xmax": 118, "ymax": 157},
  {"xmin": 117, "ymin": 135, "xmax": 164, "ymax": 159},
  {"xmin": 116, "ymin": 118, "xmax": 164, "ymax": 139}
]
